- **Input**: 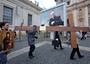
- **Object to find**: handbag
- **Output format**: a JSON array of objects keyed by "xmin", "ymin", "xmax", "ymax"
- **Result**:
[{"xmin": 52, "ymin": 39, "xmax": 59, "ymax": 47}]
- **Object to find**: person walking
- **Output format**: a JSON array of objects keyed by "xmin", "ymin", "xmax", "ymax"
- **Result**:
[
  {"xmin": 49, "ymin": 11, "xmax": 63, "ymax": 50},
  {"xmin": 26, "ymin": 25, "xmax": 38, "ymax": 59},
  {"xmin": 70, "ymin": 31, "xmax": 84, "ymax": 60},
  {"xmin": 81, "ymin": 32, "xmax": 87, "ymax": 40}
]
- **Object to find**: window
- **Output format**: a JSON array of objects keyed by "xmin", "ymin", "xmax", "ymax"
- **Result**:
[
  {"xmin": 28, "ymin": 14, "xmax": 32, "ymax": 26},
  {"xmin": 3, "ymin": 6, "xmax": 13, "ymax": 25},
  {"xmin": 89, "ymin": 18, "xmax": 90, "ymax": 26}
]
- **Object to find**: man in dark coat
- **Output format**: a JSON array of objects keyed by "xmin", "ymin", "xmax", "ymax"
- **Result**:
[
  {"xmin": 26, "ymin": 25, "xmax": 37, "ymax": 59},
  {"xmin": 49, "ymin": 11, "xmax": 63, "ymax": 50},
  {"xmin": 49, "ymin": 16, "xmax": 63, "ymax": 26}
]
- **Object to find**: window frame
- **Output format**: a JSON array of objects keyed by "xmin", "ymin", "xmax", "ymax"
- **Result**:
[
  {"xmin": 3, "ymin": 6, "xmax": 13, "ymax": 25},
  {"xmin": 28, "ymin": 14, "xmax": 32, "ymax": 26}
]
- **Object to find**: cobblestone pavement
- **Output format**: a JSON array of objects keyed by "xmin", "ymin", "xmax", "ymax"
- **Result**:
[
  {"xmin": 7, "ymin": 43, "xmax": 90, "ymax": 64},
  {"xmin": 13, "ymin": 32, "xmax": 51, "ymax": 51},
  {"xmin": 7, "ymin": 41, "xmax": 90, "ymax": 64},
  {"xmin": 7, "ymin": 32, "xmax": 90, "ymax": 64}
]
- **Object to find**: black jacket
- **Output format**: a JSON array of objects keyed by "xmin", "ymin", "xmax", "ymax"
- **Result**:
[{"xmin": 49, "ymin": 16, "xmax": 63, "ymax": 26}]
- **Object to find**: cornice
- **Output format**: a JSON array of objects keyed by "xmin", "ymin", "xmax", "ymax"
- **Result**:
[
  {"xmin": 6, "ymin": 0, "xmax": 41, "ymax": 14},
  {"xmin": 18, "ymin": 0, "xmax": 42, "ymax": 11},
  {"xmin": 67, "ymin": 0, "xmax": 90, "ymax": 11}
]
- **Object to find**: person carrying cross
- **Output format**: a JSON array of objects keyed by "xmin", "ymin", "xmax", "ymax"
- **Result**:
[
  {"xmin": 26, "ymin": 25, "xmax": 38, "ymax": 59},
  {"xmin": 70, "ymin": 30, "xmax": 84, "ymax": 60}
]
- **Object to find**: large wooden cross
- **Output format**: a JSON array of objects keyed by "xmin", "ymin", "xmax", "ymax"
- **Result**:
[{"xmin": 15, "ymin": 13, "xmax": 90, "ymax": 48}]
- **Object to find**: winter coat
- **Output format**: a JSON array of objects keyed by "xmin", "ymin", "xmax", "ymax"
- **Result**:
[
  {"xmin": 76, "ymin": 32, "xmax": 82, "ymax": 44},
  {"xmin": 66, "ymin": 32, "xmax": 82, "ymax": 45},
  {"xmin": 49, "ymin": 16, "xmax": 63, "ymax": 26},
  {"xmin": 26, "ymin": 30, "xmax": 37, "ymax": 46},
  {"xmin": 49, "ymin": 16, "xmax": 63, "ymax": 40}
]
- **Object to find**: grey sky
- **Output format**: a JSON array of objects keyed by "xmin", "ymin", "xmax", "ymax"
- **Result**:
[{"xmin": 30, "ymin": 0, "xmax": 56, "ymax": 9}]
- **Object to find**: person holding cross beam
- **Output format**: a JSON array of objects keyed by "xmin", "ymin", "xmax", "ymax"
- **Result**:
[
  {"xmin": 26, "ymin": 25, "xmax": 38, "ymax": 59},
  {"xmin": 70, "ymin": 30, "xmax": 84, "ymax": 60},
  {"xmin": 49, "ymin": 11, "xmax": 63, "ymax": 50},
  {"xmin": 67, "ymin": 17, "xmax": 84, "ymax": 60}
]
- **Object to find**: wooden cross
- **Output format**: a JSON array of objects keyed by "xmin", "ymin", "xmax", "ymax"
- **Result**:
[{"xmin": 15, "ymin": 13, "xmax": 90, "ymax": 48}]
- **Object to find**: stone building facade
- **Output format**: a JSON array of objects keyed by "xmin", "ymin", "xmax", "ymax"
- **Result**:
[
  {"xmin": 55, "ymin": 0, "xmax": 90, "ymax": 27},
  {"xmin": 0, "ymin": 0, "xmax": 42, "ymax": 30}
]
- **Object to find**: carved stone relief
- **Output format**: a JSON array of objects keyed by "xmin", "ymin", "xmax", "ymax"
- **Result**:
[
  {"xmin": 88, "ymin": 5, "xmax": 90, "ymax": 17},
  {"xmin": 77, "ymin": 8, "xmax": 84, "ymax": 27},
  {"xmin": 88, "ymin": 5, "xmax": 90, "ymax": 26}
]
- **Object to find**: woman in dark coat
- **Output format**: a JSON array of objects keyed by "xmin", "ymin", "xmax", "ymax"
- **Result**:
[{"xmin": 26, "ymin": 25, "xmax": 37, "ymax": 59}]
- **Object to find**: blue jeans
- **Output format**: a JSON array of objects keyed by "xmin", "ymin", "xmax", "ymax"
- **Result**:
[{"xmin": 0, "ymin": 53, "xmax": 7, "ymax": 64}]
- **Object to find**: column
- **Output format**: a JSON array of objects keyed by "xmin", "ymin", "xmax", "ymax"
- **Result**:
[
  {"xmin": 73, "ymin": 9, "xmax": 78, "ymax": 26},
  {"xmin": 63, "ymin": 2, "xmax": 67, "ymax": 26},
  {"xmin": 63, "ymin": 2, "xmax": 67, "ymax": 36},
  {"xmin": 0, "ymin": 0, "xmax": 3, "ymax": 22},
  {"xmin": 84, "ymin": 6, "xmax": 89, "ymax": 27}
]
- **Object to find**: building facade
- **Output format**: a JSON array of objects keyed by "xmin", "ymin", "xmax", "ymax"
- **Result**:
[
  {"xmin": 0, "ymin": 0, "xmax": 42, "ymax": 30},
  {"xmin": 55, "ymin": 0, "xmax": 90, "ymax": 27}
]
